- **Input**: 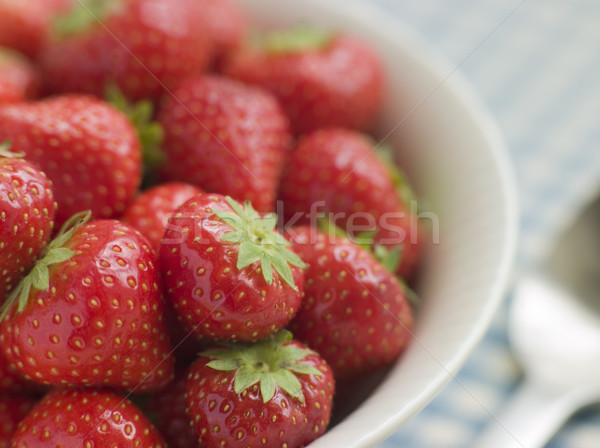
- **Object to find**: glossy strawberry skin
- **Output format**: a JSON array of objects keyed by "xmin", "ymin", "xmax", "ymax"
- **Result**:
[
  {"xmin": 160, "ymin": 194, "xmax": 303, "ymax": 342},
  {"xmin": 223, "ymin": 34, "xmax": 384, "ymax": 135},
  {"xmin": 0, "ymin": 220, "xmax": 174, "ymax": 392},
  {"xmin": 122, "ymin": 182, "xmax": 205, "ymax": 254},
  {"xmin": 0, "ymin": 350, "xmax": 40, "ymax": 395},
  {"xmin": 0, "ymin": 95, "xmax": 142, "ymax": 227},
  {"xmin": 158, "ymin": 75, "xmax": 292, "ymax": 213},
  {"xmin": 279, "ymin": 128, "xmax": 421, "ymax": 279},
  {"xmin": 0, "ymin": 394, "xmax": 37, "ymax": 447},
  {"xmin": 185, "ymin": 340, "xmax": 334, "ymax": 448},
  {"xmin": 287, "ymin": 227, "xmax": 414, "ymax": 379},
  {"xmin": 143, "ymin": 370, "xmax": 197, "ymax": 448},
  {"xmin": 40, "ymin": 0, "xmax": 214, "ymax": 101},
  {"xmin": 0, "ymin": 158, "xmax": 56, "ymax": 301},
  {"xmin": 11, "ymin": 388, "xmax": 167, "ymax": 448},
  {"xmin": 0, "ymin": 49, "xmax": 40, "ymax": 104}
]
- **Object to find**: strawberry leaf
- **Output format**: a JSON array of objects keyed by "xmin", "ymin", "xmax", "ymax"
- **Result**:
[
  {"xmin": 259, "ymin": 373, "xmax": 276, "ymax": 403},
  {"xmin": 212, "ymin": 196, "xmax": 307, "ymax": 289},
  {"xmin": 0, "ymin": 140, "xmax": 24, "ymax": 158},
  {"xmin": 237, "ymin": 241, "xmax": 263, "ymax": 271},
  {"xmin": 271, "ymin": 369, "xmax": 304, "ymax": 404},
  {"xmin": 206, "ymin": 359, "xmax": 240, "ymax": 371},
  {"xmin": 234, "ymin": 366, "xmax": 261, "ymax": 395},
  {"xmin": 0, "ymin": 211, "xmax": 90, "ymax": 321},
  {"xmin": 202, "ymin": 330, "xmax": 320, "ymax": 404}
]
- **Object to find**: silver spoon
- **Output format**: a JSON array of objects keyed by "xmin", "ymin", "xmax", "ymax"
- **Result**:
[{"xmin": 473, "ymin": 194, "xmax": 600, "ymax": 448}]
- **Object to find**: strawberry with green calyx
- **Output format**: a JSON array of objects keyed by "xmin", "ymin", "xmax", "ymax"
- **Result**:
[
  {"xmin": 11, "ymin": 388, "xmax": 167, "ymax": 448},
  {"xmin": 160, "ymin": 194, "xmax": 305, "ymax": 342},
  {"xmin": 185, "ymin": 330, "xmax": 335, "ymax": 448},
  {"xmin": 40, "ymin": 0, "xmax": 214, "ymax": 101},
  {"xmin": 0, "ymin": 212, "xmax": 175, "ymax": 392},
  {"xmin": 0, "ymin": 47, "xmax": 40, "ymax": 104},
  {"xmin": 0, "ymin": 142, "xmax": 57, "ymax": 302},
  {"xmin": 0, "ymin": 95, "xmax": 142, "ymax": 227},
  {"xmin": 222, "ymin": 26, "xmax": 384, "ymax": 135},
  {"xmin": 286, "ymin": 226, "xmax": 414, "ymax": 380},
  {"xmin": 158, "ymin": 75, "xmax": 291, "ymax": 213},
  {"xmin": 319, "ymin": 219, "xmax": 421, "ymax": 308},
  {"xmin": 278, "ymin": 128, "xmax": 422, "ymax": 279}
]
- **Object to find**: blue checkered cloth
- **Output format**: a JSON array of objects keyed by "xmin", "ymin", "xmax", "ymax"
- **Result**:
[{"xmin": 364, "ymin": 0, "xmax": 600, "ymax": 447}]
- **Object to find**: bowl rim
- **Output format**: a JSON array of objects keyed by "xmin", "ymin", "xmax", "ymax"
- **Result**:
[{"xmin": 239, "ymin": 0, "xmax": 519, "ymax": 445}]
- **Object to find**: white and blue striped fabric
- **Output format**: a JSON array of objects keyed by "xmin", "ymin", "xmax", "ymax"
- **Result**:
[{"xmin": 363, "ymin": 0, "xmax": 600, "ymax": 447}]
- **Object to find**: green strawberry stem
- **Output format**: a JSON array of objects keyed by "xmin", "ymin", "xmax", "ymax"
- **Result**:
[
  {"xmin": 203, "ymin": 330, "xmax": 322, "ymax": 404},
  {"xmin": 105, "ymin": 85, "xmax": 165, "ymax": 184},
  {"xmin": 53, "ymin": 0, "xmax": 120, "ymax": 37},
  {"xmin": 212, "ymin": 196, "xmax": 306, "ymax": 291},
  {"xmin": 0, "ymin": 211, "xmax": 91, "ymax": 321},
  {"xmin": 0, "ymin": 141, "xmax": 24, "ymax": 159},
  {"xmin": 253, "ymin": 26, "xmax": 333, "ymax": 55}
]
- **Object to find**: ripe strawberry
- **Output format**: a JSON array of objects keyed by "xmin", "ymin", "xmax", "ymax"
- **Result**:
[
  {"xmin": 157, "ymin": 75, "xmax": 292, "ymax": 213},
  {"xmin": 122, "ymin": 182, "xmax": 205, "ymax": 254},
  {"xmin": 0, "ymin": 145, "xmax": 56, "ymax": 302},
  {"xmin": 278, "ymin": 128, "xmax": 422, "ymax": 279},
  {"xmin": 0, "ymin": 214, "xmax": 174, "ymax": 392},
  {"xmin": 222, "ymin": 27, "xmax": 384, "ymax": 135},
  {"xmin": 1, "ymin": 352, "xmax": 29, "ymax": 394},
  {"xmin": 287, "ymin": 226, "xmax": 414, "ymax": 379},
  {"xmin": 0, "ymin": 48, "xmax": 40, "ymax": 104},
  {"xmin": 0, "ymin": 95, "xmax": 142, "ymax": 227},
  {"xmin": 0, "ymin": 394, "xmax": 37, "ymax": 447},
  {"xmin": 0, "ymin": 0, "xmax": 74, "ymax": 58},
  {"xmin": 160, "ymin": 194, "xmax": 305, "ymax": 342},
  {"xmin": 186, "ymin": 330, "xmax": 334, "ymax": 448},
  {"xmin": 143, "ymin": 370, "xmax": 197, "ymax": 448},
  {"xmin": 40, "ymin": 0, "xmax": 214, "ymax": 101},
  {"xmin": 198, "ymin": 0, "xmax": 246, "ymax": 58},
  {"xmin": 11, "ymin": 388, "xmax": 167, "ymax": 447}
]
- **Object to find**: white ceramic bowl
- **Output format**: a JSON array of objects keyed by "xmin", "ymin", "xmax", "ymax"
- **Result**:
[{"xmin": 236, "ymin": 0, "xmax": 519, "ymax": 446}]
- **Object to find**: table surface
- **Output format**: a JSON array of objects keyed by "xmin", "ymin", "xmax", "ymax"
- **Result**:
[{"xmin": 360, "ymin": 0, "xmax": 600, "ymax": 447}]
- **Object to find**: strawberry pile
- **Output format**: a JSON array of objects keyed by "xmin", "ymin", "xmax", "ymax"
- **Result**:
[{"xmin": 0, "ymin": 1, "xmax": 425, "ymax": 447}]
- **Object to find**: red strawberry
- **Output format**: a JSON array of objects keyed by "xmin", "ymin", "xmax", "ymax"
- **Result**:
[
  {"xmin": 143, "ymin": 370, "xmax": 197, "ymax": 448},
  {"xmin": 158, "ymin": 75, "xmax": 292, "ymax": 213},
  {"xmin": 0, "ymin": 146, "xmax": 56, "ymax": 301},
  {"xmin": 40, "ymin": 0, "xmax": 214, "ymax": 101},
  {"xmin": 185, "ymin": 330, "xmax": 334, "ymax": 448},
  {"xmin": 0, "ymin": 0, "xmax": 74, "ymax": 58},
  {"xmin": 0, "ymin": 95, "xmax": 142, "ymax": 227},
  {"xmin": 160, "ymin": 194, "xmax": 305, "ymax": 342},
  {"xmin": 278, "ymin": 128, "xmax": 422, "ymax": 279},
  {"xmin": 222, "ymin": 27, "xmax": 384, "ymax": 135},
  {"xmin": 11, "ymin": 388, "xmax": 167, "ymax": 447},
  {"xmin": 122, "ymin": 182, "xmax": 205, "ymax": 254},
  {"xmin": 0, "ymin": 48, "xmax": 40, "ymax": 104},
  {"xmin": 0, "ymin": 214, "xmax": 174, "ymax": 392},
  {"xmin": 287, "ymin": 226, "xmax": 414, "ymax": 379},
  {"xmin": 0, "ymin": 394, "xmax": 37, "ymax": 447},
  {"xmin": 197, "ymin": 0, "xmax": 246, "ymax": 58},
  {"xmin": 1, "ymin": 351, "xmax": 32, "ymax": 394}
]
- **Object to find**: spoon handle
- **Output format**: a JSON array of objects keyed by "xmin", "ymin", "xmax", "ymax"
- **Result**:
[{"xmin": 471, "ymin": 379, "xmax": 581, "ymax": 448}]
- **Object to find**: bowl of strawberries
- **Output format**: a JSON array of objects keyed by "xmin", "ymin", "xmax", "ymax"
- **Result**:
[{"xmin": 0, "ymin": 0, "xmax": 517, "ymax": 447}]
